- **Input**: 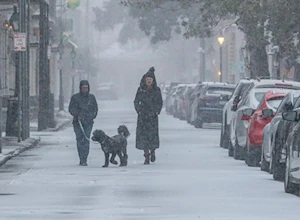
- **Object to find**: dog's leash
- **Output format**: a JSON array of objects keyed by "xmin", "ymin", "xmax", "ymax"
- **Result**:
[{"xmin": 78, "ymin": 120, "xmax": 95, "ymax": 142}]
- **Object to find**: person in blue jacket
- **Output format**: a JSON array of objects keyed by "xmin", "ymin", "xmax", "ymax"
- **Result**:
[{"xmin": 69, "ymin": 80, "xmax": 98, "ymax": 166}]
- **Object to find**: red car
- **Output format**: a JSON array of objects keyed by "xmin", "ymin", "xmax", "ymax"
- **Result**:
[{"xmin": 245, "ymin": 91, "xmax": 288, "ymax": 167}]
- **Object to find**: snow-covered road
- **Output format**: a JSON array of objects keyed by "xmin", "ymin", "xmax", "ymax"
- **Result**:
[{"xmin": 0, "ymin": 100, "xmax": 299, "ymax": 220}]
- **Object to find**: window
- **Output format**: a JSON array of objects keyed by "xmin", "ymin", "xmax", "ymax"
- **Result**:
[{"xmin": 276, "ymin": 95, "xmax": 290, "ymax": 114}]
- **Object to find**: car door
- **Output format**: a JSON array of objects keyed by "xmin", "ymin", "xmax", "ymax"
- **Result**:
[
  {"xmin": 290, "ymin": 121, "xmax": 300, "ymax": 179},
  {"xmin": 226, "ymin": 83, "xmax": 252, "ymax": 127},
  {"xmin": 230, "ymin": 88, "xmax": 252, "ymax": 147},
  {"xmin": 235, "ymin": 94, "xmax": 254, "ymax": 148},
  {"xmin": 269, "ymin": 94, "xmax": 293, "ymax": 159},
  {"xmin": 191, "ymin": 85, "xmax": 206, "ymax": 122}
]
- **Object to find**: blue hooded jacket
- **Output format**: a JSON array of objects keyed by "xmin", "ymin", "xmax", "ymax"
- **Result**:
[{"xmin": 69, "ymin": 80, "xmax": 98, "ymax": 124}]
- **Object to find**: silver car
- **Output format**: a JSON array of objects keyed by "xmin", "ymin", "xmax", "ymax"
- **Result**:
[{"xmin": 230, "ymin": 79, "xmax": 300, "ymax": 160}]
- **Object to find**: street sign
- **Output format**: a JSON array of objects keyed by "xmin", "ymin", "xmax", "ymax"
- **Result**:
[
  {"xmin": 75, "ymin": 69, "xmax": 86, "ymax": 74},
  {"xmin": 14, "ymin": 33, "xmax": 26, "ymax": 51}
]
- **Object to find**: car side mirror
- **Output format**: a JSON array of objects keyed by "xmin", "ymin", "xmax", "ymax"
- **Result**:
[
  {"xmin": 242, "ymin": 108, "xmax": 254, "ymax": 116},
  {"xmin": 220, "ymin": 94, "xmax": 230, "ymax": 102},
  {"xmin": 233, "ymin": 96, "xmax": 240, "ymax": 103},
  {"xmin": 231, "ymin": 104, "xmax": 238, "ymax": 112},
  {"xmin": 283, "ymin": 101, "xmax": 293, "ymax": 112},
  {"xmin": 282, "ymin": 111, "xmax": 298, "ymax": 122},
  {"xmin": 262, "ymin": 109, "xmax": 274, "ymax": 118}
]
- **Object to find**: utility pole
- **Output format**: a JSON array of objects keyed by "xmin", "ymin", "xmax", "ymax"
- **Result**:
[
  {"xmin": 201, "ymin": 38, "xmax": 206, "ymax": 82},
  {"xmin": 58, "ymin": 0, "xmax": 65, "ymax": 111},
  {"xmin": 38, "ymin": 0, "xmax": 50, "ymax": 131},
  {"xmin": 86, "ymin": 0, "xmax": 90, "ymax": 81}
]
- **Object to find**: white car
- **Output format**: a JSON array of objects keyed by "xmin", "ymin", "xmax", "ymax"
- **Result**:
[
  {"xmin": 230, "ymin": 79, "xmax": 300, "ymax": 161},
  {"xmin": 220, "ymin": 79, "xmax": 253, "ymax": 150},
  {"xmin": 172, "ymin": 84, "xmax": 187, "ymax": 117}
]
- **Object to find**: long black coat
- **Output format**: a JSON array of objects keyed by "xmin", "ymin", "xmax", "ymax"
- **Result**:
[{"xmin": 134, "ymin": 74, "xmax": 163, "ymax": 151}]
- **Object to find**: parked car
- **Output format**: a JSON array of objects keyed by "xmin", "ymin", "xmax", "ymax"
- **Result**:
[
  {"xmin": 177, "ymin": 84, "xmax": 197, "ymax": 120},
  {"xmin": 282, "ymin": 108, "xmax": 300, "ymax": 193},
  {"xmin": 244, "ymin": 91, "xmax": 288, "ymax": 167},
  {"xmin": 165, "ymin": 82, "xmax": 180, "ymax": 113},
  {"xmin": 96, "ymin": 83, "xmax": 118, "ymax": 100},
  {"xmin": 186, "ymin": 82, "xmax": 209, "ymax": 124},
  {"xmin": 221, "ymin": 79, "xmax": 253, "ymax": 150},
  {"xmin": 173, "ymin": 84, "xmax": 187, "ymax": 118},
  {"xmin": 190, "ymin": 83, "xmax": 235, "ymax": 128},
  {"xmin": 261, "ymin": 91, "xmax": 300, "ymax": 181},
  {"xmin": 230, "ymin": 79, "xmax": 300, "ymax": 161},
  {"xmin": 162, "ymin": 84, "xmax": 170, "ymax": 105}
]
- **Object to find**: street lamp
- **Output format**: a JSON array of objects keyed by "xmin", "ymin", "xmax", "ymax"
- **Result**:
[
  {"xmin": 218, "ymin": 35, "xmax": 225, "ymax": 82},
  {"xmin": 70, "ymin": 48, "xmax": 76, "ymax": 96},
  {"xmin": 9, "ymin": 5, "xmax": 19, "ymax": 32},
  {"xmin": 58, "ymin": 39, "xmax": 64, "ymax": 111},
  {"xmin": 5, "ymin": 5, "xmax": 21, "ymax": 139}
]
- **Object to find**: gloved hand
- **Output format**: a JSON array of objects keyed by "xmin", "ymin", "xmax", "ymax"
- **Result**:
[{"xmin": 78, "ymin": 114, "xmax": 84, "ymax": 121}]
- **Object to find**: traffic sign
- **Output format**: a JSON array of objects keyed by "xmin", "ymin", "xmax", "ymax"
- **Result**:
[
  {"xmin": 75, "ymin": 69, "xmax": 86, "ymax": 74},
  {"xmin": 14, "ymin": 33, "xmax": 26, "ymax": 51}
]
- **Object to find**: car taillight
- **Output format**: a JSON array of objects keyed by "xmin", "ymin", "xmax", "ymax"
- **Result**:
[
  {"xmin": 200, "ymin": 98, "xmax": 213, "ymax": 102},
  {"xmin": 275, "ymin": 83, "xmax": 292, "ymax": 87},
  {"xmin": 241, "ymin": 115, "xmax": 251, "ymax": 121}
]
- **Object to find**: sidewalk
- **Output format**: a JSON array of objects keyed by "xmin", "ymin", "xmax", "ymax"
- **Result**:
[{"xmin": 0, "ymin": 109, "xmax": 73, "ymax": 167}]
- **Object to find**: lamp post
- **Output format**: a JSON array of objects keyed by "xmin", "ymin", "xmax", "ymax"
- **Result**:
[
  {"xmin": 5, "ymin": 5, "xmax": 21, "ymax": 141},
  {"xmin": 218, "ymin": 35, "xmax": 225, "ymax": 82},
  {"xmin": 70, "ymin": 47, "xmax": 76, "ymax": 96},
  {"xmin": 58, "ymin": 39, "xmax": 64, "ymax": 111}
]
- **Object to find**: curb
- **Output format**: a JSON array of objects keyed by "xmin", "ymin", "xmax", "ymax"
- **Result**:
[{"xmin": 0, "ymin": 139, "xmax": 40, "ymax": 167}]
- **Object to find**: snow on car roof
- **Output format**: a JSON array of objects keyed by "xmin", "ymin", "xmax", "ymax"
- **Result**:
[
  {"xmin": 253, "ymin": 79, "xmax": 300, "ymax": 88},
  {"xmin": 186, "ymin": 83, "xmax": 197, "ymax": 87}
]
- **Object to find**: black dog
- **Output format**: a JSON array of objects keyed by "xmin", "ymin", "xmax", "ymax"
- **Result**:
[{"xmin": 91, "ymin": 125, "xmax": 130, "ymax": 167}]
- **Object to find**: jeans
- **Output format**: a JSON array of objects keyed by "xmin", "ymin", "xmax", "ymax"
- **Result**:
[{"xmin": 73, "ymin": 122, "xmax": 93, "ymax": 163}]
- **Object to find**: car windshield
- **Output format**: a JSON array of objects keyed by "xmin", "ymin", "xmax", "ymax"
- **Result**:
[
  {"xmin": 206, "ymin": 87, "xmax": 234, "ymax": 96},
  {"xmin": 254, "ymin": 88, "xmax": 293, "ymax": 102},
  {"xmin": 266, "ymin": 98, "xmax": 284, "ymax": 110}
]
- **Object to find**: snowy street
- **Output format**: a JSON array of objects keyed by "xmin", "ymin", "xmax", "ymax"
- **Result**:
[{"xmin": 0, "ymin": 99, "xmax": 299, "ymax": 220}]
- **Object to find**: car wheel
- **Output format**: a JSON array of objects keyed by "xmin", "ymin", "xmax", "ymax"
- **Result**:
[
  {"xmin": 272, "ymin": 155, "xmax": 285, "ymax": 181},
  {"xmin": 261, "ymin": 153, "xmax": 269, "ymax": 172},
  {"xmin": 284, "ymin": 154, "xmax": 299, "ymax": 194},
  {"xmin": 194, "ymin": 119, "xmax": 203, "ymax": 128},
  {"xmin": 223, "ymin": 126, "xmax": 230, "ymax": 149},
  {"xmin": 234, "ymin": 138, "xmax": 245, "ymax": 160},
  {"xmin": 246, "ymin": 151, "xmax": 260, "ymax": 167},
  {"xmin": 187, "ymin": 112, "xmax": 191, "ymax": 124},
  {"xmin": 228, "ymin": 140, "xmax": 234, "ymax": 157},
  {"xmin": 220, "ymin": 125, "xmax": 224, "ymax": 148}
]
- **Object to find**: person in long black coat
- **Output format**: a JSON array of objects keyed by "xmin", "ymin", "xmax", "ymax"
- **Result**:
[{"xmin": 134, "ymin": 67, "xmax": 163, "ymax": 164}]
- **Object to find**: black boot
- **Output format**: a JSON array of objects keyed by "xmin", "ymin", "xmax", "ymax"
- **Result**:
[
  {"xmin": 150, "ymin": 150, "xmax": 156, "ymax": 163},
  {"xmin": 144, "ymin": 153, "xmax": 150, "ymax": 165}
]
